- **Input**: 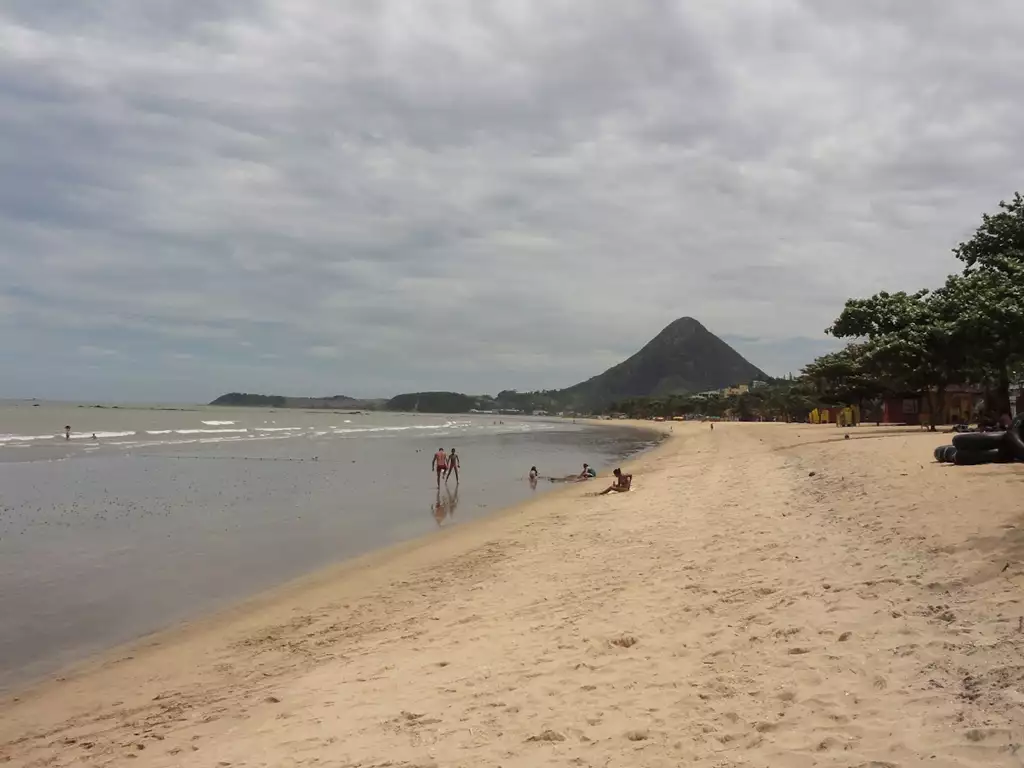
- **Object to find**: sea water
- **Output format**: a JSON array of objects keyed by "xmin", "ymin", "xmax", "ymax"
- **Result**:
[{"xmin": 0, "ymin": 402, "xmax": 657, "ymax": 689}]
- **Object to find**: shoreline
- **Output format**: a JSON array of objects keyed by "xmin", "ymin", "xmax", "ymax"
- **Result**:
[
  {"xmin": 0, "ymin": 419, "xmax": 669, "ymax": 700},
  {"xmin": 7, "ymin": 421, "xmax": 1020, "ymax": 766}
]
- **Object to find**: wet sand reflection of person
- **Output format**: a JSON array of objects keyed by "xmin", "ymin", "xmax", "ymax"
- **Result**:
[{"xmin": 431, "ymin": 486, "xmax": 459, "ymax": 526}]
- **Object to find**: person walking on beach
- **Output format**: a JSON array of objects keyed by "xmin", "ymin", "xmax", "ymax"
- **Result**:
[
  {"xmin": 529, "ymin": 466, "xmax": 539, "ymax": 490},
  {"xmin": 431, "ymin": 447, "xmax": 448, "ymax": 489},
  {"xmin": 446, "ymin": 447, "xmax": 461, "ymax": 485},
  {"xmin": 64, "ymin": 425, "xmax": 71, "ymax": 441}
]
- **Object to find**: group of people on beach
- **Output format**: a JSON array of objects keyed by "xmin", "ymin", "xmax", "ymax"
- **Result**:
[
  {"xmin": 528, "ymin": 462, "xmax": 632, "ymax": 495},
  {"xmin": 432, "ymin": 449, "xmax": 631, "ymax": 496},
  {"xmin": 431, "ymin": 447, "xmax": 461, "ymax": 488}
]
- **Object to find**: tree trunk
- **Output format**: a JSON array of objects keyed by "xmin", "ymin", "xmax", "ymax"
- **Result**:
[
  {"xmin": 997, "ymin": 365, "xmax": 1012, "ymax": 417},
  {"xmin": 926, "ymin": 386, "xmax": 946, "ymax": 432}
]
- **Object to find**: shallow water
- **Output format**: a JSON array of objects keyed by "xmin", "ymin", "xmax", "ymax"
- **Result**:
[{"xmin": 0, "ymin": 403, "xmax": 657, "ymax": 689}]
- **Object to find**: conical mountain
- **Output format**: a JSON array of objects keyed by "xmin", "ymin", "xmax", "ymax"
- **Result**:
[{"xmin": 559, "ymin": 317, "xmax": 768, "ymax": 407}]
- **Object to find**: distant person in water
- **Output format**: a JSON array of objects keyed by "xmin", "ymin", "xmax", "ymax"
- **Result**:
[
  {"xmin": 64, "ymin": 425, "xmax": 71, "ymax": 441},
  {"xmin": 446, "ymin": 447, "xmax": 460, "ymax": 484},
  {"xmin": 529, "ymin": 466, "xmax": 539, "ymax": 490},
  {"xmin": 431, "ymin": 447, "xmax": 448, "ymax": 489},
  {"xmin": 599, "ymin": 468, "xmax": 632, "ymax": 495}
]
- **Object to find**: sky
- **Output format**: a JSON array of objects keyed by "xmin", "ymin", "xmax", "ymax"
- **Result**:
[{"xmin": 2, "ymin": 1, "xmax": 1024, "ymax": 403}]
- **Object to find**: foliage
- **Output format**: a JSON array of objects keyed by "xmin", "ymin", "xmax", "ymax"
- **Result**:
[
  {"xmin": 210, "ymin": 392, "xmax": 288, "ymax": 407},
  {"xmin": 953, "ymin": 192, "xmax": 1024, "ymax": 269},
  {"xmin": 940, "ymin": 256, "xmax": 1024, "ymax": 412},
  {"xmin": 827, "ymin": 290, "xmax": 964, "ymax": 430},
  {"xmin": 386, "ymin": 392, "xmax": 483, "ymax": 413}
]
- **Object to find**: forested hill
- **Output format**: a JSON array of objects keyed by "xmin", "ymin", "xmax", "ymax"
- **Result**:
[
  {"xmin": 209, "ymin": 393, "xmax": 384, "ymax": 409},
  {"xmin": 554, "ymin": 317, "xmax": 768, "ymax": 408}
]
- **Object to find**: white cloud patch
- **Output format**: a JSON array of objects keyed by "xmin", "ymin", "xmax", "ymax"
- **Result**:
[{"xmin": 2, "ymin": 1, "xmax": 1024, "ymax": 401}]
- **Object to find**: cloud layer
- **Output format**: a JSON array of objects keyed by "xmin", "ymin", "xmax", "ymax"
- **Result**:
[{"xmin": 3, "ymin": 1, "xmax": 1024, "ymax": 401}]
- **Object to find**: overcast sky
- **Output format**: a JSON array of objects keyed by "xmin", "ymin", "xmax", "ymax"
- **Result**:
[{"xmin": 2, "ymin": 1, "xmax": 1023, "ymax": 402}]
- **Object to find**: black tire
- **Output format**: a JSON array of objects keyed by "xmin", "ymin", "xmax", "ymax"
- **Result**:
[
  {"xmin": 952, "ymin": 431, "xmax": 1007, "ymax": 451},
  {"xmin": 934, "ymin": 445, "xmax": 949, "ymax": 462},
  {"xmin": 953, "ymin": 448, "xmax": 1004, "ymax": 466},
  {"xmin": 1007, "ymin": 415, "xmax": 1024, "ymax": 461},
  {"xmin": 942, "ymin": 445, "xmax": 958, "ymax": 463}
]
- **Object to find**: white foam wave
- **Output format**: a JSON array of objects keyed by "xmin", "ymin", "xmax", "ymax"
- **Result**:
[
  {"xmin": 255, "ymin": 427, "xmax": 302, "ymax": 432},
  {"xmin": 71, "ymin": 431, "xmax": 136, "ymax": 440},
  {"xmin": 146, "ymin": 430, "xmax": 173, "ymax": 435},
  {"xmin": 201, "ymin": 420, "xmax": 236, "ymax": 426},
  {"xmin": 174, "ymin": 428, "xmax": 248, "ymax": 435},
  {"xmin": 0, "ymin": 434, "xmax": 56, "ymax": 443}
]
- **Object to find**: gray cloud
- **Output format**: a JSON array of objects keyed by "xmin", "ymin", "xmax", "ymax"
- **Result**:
[{"xmin": 2, "ymin": 1, "xmax": 1024, "ymax": 402}]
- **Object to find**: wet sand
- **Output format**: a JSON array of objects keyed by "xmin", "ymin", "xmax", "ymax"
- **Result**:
[{"xmin": 3, "ymin": 421, "xmax": 1024, "ymax": 767}]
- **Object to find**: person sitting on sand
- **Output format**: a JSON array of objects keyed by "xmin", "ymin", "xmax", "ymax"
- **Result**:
[
  {"xmin": 599, "ymin": 468, "xmax": 632, "ymax": 495},
  {"xmin": 577, "ymin": 463, "xmax": 597, "ymax": 481},
  {"xmin": 431, "ymin": 447, "xmax": 448, "ymax": 489}
]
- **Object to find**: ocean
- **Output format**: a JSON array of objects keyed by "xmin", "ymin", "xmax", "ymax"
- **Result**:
[{"xmin": 0, "ymin": 401, "xmax": 658, "ymax": 690}]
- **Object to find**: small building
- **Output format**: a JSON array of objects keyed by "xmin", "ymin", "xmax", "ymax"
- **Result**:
[{"xmin": 881, "ymin": 385, "xmax": 983, "ymax": 426}]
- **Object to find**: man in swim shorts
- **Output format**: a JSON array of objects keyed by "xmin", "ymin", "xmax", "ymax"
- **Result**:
[{"xmin": 432, "ymin": 447, "xmax": 448, "ymax": 489}]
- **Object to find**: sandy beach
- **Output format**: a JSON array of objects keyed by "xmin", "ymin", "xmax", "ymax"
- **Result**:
[{"xmin": 3, "ymin": 421, "xmax": 1024, "ymax": 767}]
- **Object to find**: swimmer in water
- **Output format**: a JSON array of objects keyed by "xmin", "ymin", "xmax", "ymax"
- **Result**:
[
  {"xmin": 529, "ymin": 466, "xmax": 539, "ymax": 490},
  {"xmin": 64, "ymin": 425, "xmax": 71, "ymax": 441}
]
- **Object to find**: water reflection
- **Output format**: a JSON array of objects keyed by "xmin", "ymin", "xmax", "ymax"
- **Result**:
[{"xmin": 431, "ymin": 487, "xmax": 459, "ymax": 526}]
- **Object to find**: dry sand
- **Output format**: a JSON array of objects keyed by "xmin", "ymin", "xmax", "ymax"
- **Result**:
[{"xmin": 3, "ymin": 421, "xmax": 1024, "ymax": 767}]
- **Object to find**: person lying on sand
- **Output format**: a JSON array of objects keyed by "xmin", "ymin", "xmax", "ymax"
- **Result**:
[
  {"xmin": 547, "ymin": 464, "xmax": 597, "ymax": 483},
  {"xmin": 598, "ymin": 468, "xmax": 632, "ymax": 495}
]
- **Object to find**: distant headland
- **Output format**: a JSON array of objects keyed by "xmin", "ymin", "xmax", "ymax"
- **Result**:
[{"xmin": 209, "ymin": 317, "xmax": 770, "ymax": 415}]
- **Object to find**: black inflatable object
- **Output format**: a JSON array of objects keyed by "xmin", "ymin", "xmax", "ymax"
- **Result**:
[
  {"xmin": 952, "ymin": 431, "xmax": 1007, "ymax": 451},
  {"xmin": 954, "ymin": 448, "xmax": 1011, "ymax": 466},
  {"xmin": 933, "ymin": 445, "xmax": 949, "ymax": 462},
  {"xmin": 1007, "ymin": 414, "xmax": 1024, "ymax": 461},
  {"xmin": 942, "ymin": 445, "xmax": 958, "ymax": 463}
]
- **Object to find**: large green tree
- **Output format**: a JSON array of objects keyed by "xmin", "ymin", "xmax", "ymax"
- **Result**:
[
  {"xmin": 953, "ymin": 192, "xmax": 1024, "ymax": 269},
  {"xmin": 828, "ymin": 290, "xmax": 963, "ymax": 430},
  {"xmin": 947, "ymin": 193, "xmax": 1024, "ymax": 413},
  {"xmin": 936, "ymin": 258, "xmax": 1024, "ymax": 413}
]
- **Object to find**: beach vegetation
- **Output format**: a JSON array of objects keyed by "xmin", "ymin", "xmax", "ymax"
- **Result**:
[{"xmin": 605, "ymin": 193, "xmax": 1024, "ymax": 429}]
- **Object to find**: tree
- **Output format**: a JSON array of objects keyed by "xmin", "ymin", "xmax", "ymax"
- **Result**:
[
  {"xmin": 936, "ymin": 258, "xmax": 1024, "ymax": 414},
  {"xmin": 828, "ymin": 290, "xmax": 963, "ymax": 430},
  {"xmin": 953, "ymin": 192, "xmax": 1024, "ymax": 269},
  {"xmin": 801, "ymin": 344, "xmax": 890, "ymax": 424},
  {"xmin": 948, "ymin": 194, "xmax": 1024, "ymax": 414}
]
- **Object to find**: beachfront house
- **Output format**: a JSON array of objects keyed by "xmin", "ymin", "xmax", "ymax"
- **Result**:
[{"xmin": 881, "ymin": 385, "xmax": 983, "ymax": 426}]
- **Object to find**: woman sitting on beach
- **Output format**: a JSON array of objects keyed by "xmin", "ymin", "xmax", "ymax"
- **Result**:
[{"xmin": 598, "ymin": 468, "xmax": 632, "ymax": 495}]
